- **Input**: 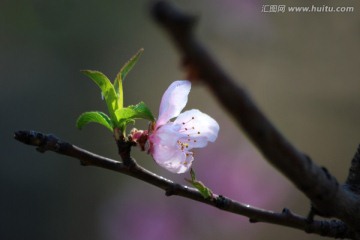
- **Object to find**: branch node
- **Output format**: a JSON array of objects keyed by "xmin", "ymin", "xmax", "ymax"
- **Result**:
[
  {"xmin": 14, "ymin": 130, "xmax": 65, "ymax": 153},
  {"xmin": 14, "ymin": 130, "xmax": 47, "ymax": 147},
  {"xmin": 165, "ymin": 183, "xmax": 182, "ymax": 196},
  {"xmin": 215, "ymin": 195, "xmax": 230, "ymax": 210},
  {"xmin": 282, "ymin": 208, "xmax": 291, "ymax": 216},
  {"xmin": 249, "ymin": 218, "xmax": 258, "ymax": 223},
  {"xmin": 306, "ymin": 206, "xmax": 316, "ymax": 224},
  {"xmin": 116, "ymin": 138, "xmax": 137, "ymax": 168}
]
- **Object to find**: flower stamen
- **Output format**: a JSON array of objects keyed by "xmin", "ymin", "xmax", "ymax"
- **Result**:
[{"xmin": 182, "ymin": 116, "xmax": 195, "ymax": 125}]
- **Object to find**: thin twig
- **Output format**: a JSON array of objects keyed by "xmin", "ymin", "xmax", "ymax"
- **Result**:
[
  {"xmin": 151, "ymin": 1, "xmax": 360, "ymax": 233},
  {"xmin": 14, "ymin": 130, "xmax": 354, "ymax": 238}
]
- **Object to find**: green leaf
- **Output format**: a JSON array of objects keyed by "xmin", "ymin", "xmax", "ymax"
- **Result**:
[
  {"xmin": 120, "ymin": 48, "xmax": 144, "ymax": 82},
  {"xmin": 115, "ymin": 101, "xmax": 155, "ymax": 123},
  {"xmin": 76, "ymin": 111, "xmax": 113, "ymax": 132},
  {"xmin": 185, "ymin": 169, "xmax": 213, "ymax": 199},
  {"xmin": 114, "ymin": 48, "xmax": 144, "ymax": 109},
  {"xmin": 81, "ymin": 70, "xmax": 118, "ymax": 121},
  {"xmin": 189, "ymin": 168, "xmax": 197, "ymax": 181},
  {"xmin": 191, "ymin": 181, "xmax": 213, "ymax": 199}
]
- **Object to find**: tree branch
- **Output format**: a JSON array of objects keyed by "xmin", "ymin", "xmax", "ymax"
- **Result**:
[
  {"xmin": 151, "ymin": 0, "xmax": 360, "ymax": 235},
  {"xmin": 13, "ymin": 1, "xmax": 360, "ymax": 238},
  {"xmin": 345, "ymin": 145, "xmax": 360, "ymax": 194},
  {"xmin": 14, "ymin": 130, "xmax": 354, "ymax": 238}
]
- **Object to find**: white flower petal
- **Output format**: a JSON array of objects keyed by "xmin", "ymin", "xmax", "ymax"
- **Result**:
[
  {"xmin": 157, "ymin": 80, "xmax": 191, "ymax": 127},
  {"xmin": 174, "ymin": 109, "xmax": 220, "ymax": 144},
  {"xmin": 150, "ymin": 123, "xmax": 182, "ymax": 148},
  {"xmin": 152, "ymin": 144, "xmax": 193, "ymax": 174},
  {"xmin": 149, "ymin": 81, "xmax": 219, "ymax": 174},
  {"xmin": 151, "ymin": 143, "xmax": 177, "ymax": 163}
]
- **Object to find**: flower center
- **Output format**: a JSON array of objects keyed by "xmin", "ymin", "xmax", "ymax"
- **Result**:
[
  {"xmin": 177, "ymin": 140, "xmax": 191, "ymax": 151},
  {"xmin": 175, "ymin": 115, "xmax": 202, "ymax": 163},
  {"xmin": 179, "ymin": 116, "xmax": 201, "ymax": 143}
]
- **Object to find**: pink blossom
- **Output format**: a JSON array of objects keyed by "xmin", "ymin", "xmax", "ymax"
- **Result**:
[{"xmin": 149, "ymin": 80, "xmax": 219, "ymax": 174}]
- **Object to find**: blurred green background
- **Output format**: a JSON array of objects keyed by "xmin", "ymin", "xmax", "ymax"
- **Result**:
[{"xmin": 1, "ymin": 0, "xmax": 359, "ymax": 239}]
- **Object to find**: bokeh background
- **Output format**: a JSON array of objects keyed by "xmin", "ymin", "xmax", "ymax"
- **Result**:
[{"xmin": 1, "ymin": 0, "xmax": 359, "ymax": 239}]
